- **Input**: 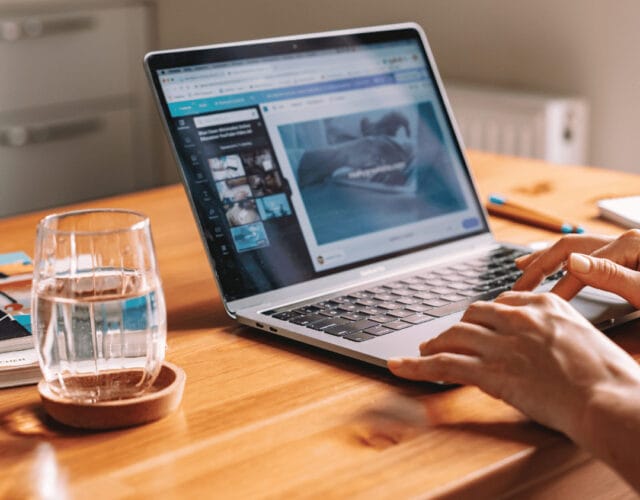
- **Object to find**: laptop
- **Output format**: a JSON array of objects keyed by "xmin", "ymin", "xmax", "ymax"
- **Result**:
[{"xmin": 144, "ymin": 23, "xmax": 638, "ymax": 367}]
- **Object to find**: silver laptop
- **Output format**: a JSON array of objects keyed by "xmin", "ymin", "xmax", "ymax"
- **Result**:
[{"xmin": 145, "ymin": 23, "xmax": 637, "ymax": 367}]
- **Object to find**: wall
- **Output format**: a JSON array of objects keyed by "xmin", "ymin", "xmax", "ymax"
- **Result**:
[{"xmin": 153, "ymin": 0, "xmax": 640, "ymax": 182}]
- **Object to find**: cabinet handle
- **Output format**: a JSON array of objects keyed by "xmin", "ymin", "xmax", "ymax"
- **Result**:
[
  {"xmin": 0, "ymin": 117, "xmax": 103, "ymax": 147},
  {"xmin": 0, "ymin": 15, "xmax": 94, "ymax": 42}
]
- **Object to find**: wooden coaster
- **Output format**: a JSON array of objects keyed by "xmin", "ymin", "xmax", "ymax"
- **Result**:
[{"xmin": 38, "ymin": 362, "xmax": 186, "ymax": 430}]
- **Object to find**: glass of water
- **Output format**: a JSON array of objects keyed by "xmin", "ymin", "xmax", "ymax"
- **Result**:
[{"xmin": 32, "ymin": 209, "xmax": 166, "ymax": 402}]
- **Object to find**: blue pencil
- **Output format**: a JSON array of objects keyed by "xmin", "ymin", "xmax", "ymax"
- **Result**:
[{"xmin": 488, "ymin": 194, "xmax": 586, "ymax": 234}]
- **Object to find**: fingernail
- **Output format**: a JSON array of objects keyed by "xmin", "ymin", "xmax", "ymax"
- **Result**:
[{"xmin": 570, "ymin": 253, "xmax": 591, "ymax": 274}]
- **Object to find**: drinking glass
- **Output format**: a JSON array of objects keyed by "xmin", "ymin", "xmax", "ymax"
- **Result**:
[{"xmin": 32, "ymin": 209, "xmax": 166, "ymax": 402}]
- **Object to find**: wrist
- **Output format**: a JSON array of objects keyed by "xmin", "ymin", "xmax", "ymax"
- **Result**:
[{"xmin": 580, "ymin": 379, "xmax": 640, "ymax": 465}]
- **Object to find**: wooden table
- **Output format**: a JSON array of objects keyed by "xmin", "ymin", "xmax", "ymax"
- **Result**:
[{"xmin": 1, "ymin": 151, "xmax": 639, "ymax": 499}]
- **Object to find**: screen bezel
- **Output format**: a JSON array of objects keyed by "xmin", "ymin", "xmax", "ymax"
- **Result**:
[{"xmin": 145, "ymin": 24, "xmax": 491, "ymax": 307}]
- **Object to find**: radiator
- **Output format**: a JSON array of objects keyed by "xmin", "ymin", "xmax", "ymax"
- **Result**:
[{"xmin": 444, "ymin": 82, "xmax": 589, "ymax": 165}]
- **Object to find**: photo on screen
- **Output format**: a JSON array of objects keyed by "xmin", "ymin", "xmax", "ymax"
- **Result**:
[
  {"xmin": 225, "ymin": 199, "xmax": 260, "ymax": 227},
  {"xmin": 230, "ymin": 222, "xmax": 269, "ymax": 252},
  {"xmin": 216, "ymin": 177, "xmax": 253, "ymax": 204},
  {"xmin": 278, "ymin": 102, "xmax": 468, "ymax": 245},
  {"xmin": 248, "ymin": 171, "xmax": 283, "ymax": 197},
  {"xmin": 256, "ymin": 193, "xmax": 292, "ymax": 221},
  {"xmin": 208, "ymin": 154, "xmax": 246, "ymax": 181},
  {"xmin": 241, "ymin": 148, "xmax": 275, "ymax": 175}
]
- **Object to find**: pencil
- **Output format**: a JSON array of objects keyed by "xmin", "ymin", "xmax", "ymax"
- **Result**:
[{"xmin": 487, "ymin": 194, "xmax": 585, "ymax": 234}]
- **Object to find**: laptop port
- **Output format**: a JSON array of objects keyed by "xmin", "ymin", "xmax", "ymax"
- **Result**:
[
  {"xmin": 269, "ymin": 327, "xmax": 278, "ymax": 333},
  {"xmin": 256, "ymin": 322, "xmax": 264, "ymax": 328}
]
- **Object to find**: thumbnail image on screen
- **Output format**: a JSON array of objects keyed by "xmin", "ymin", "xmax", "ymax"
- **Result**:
[
  {"xmin": 278, "ymin": 101, "xmax": 468, "ymax": 245},
  {"xmin": 208, "ymin": 154, "xmax": 246, "ymax": 181},
  {"xmin": 230, "ymin": 222, "xmax": 269, "ymax": 252}
]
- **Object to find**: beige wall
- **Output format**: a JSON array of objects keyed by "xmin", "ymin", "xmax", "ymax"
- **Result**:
[{"xmin": 154, "ymin": 0, "xmax": 640, "ymax": 182}]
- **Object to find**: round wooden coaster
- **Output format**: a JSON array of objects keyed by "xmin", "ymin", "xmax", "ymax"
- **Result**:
[{"xmin": 38, "ymin": 362, "xmax": 186, "ymax": 430}]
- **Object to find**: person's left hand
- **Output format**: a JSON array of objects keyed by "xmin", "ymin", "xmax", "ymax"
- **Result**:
[{"xmin": 388, "ymin": 291, "xmax": 640, "ymax": 447}]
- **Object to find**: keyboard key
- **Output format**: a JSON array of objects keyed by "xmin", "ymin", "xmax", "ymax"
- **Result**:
[
  {"xmin": 441, "ymin": 294, "xmax": 467, "ymax": 302},
  {"xmin": 441, "ymin": 274, "xmax": 466, "ymax": 283},
  {"xmin": 422, "ymin": 299, "xmax": 449, "ymax": 307},
  {"xmin": 319, "ymin": 309, "xmax": 341, "ymax": 317},
  {"xmin": 350, "ymin": 319, "xmax": 377, "ymax": 330},
  {"xmin": 357, "ymin": 307, "xmax": 380, "ymax": 316},
  {"xmin": 413, "ymin": 292, "xmax": 436, "ymax": 300},
  {"xmin": 445, "ymin": 282, "xmax": 469, "ymax": 291},
  {"xmin": 374, "ymin": 293, "xmax": 395, "ymax": 302},
  {"xmin": 424, "ymin": 278, "xmax": 448, "ymax": 287},
  {"xmin": 384, "ymin": 320, "xmax": 412, "ymax": 331},
  {"xmin": 332, "ymin": 296, "xmax": 353, "ymax": 304},
  {"xmin": 396, "ymin": 297, "xmax": 419, "ymax": 305},
  {"xmin": 405, "ymin": 304, "xmax": 430, "ymax": 313},
  {"xmin": 382, "ymin": 282, "xmax": 404, "ymax": 289},
  {"xmin": 337, "ymin": 304, "xmax": 358, "ymax": 312},
  {"xmin": 340, "ymin": 313, "xmax": 363, "ymax": 321},
  {"xmin": 307, "ymin": 318, "xmax": 344, "ymax": 330},
  {"xmin": 272, "ymin": 311, "xmax": 301, "ymax": 321},
  {"xmin": 390, "ymin": 289, "xmax": 413, "ymax": 297},
  {"xmin": 290, "ymin": 314, "xmax": 324, "ymax": 325},
  {"xmin": 364, "ymin": 325, "xmax": 393, "ymax": 336},
  {"xmin": 387, "ymin": 309, "xmax": 413, "ymax": 318},
  {"xmin": 369, "ymin": 315, "xmax": 391, "ymax": 323},
  {"xmin": 316, "ymin": 301, "xmax": 338, "ymax": 309},
  {"xmin": 400, "ymin": 277, "xmax": 424, "ymax": 285},
  {"xmin": 343, "ymin": 331, "xmax": 376, "ymax": 342},
  {"xmin": 356, "ymin": 299, "xmax": 377, "ymax": 307},
  {"xmin": 323, "ymin": 324, "xmax": 352, "ymax": 336},
  {"xmin": 377, "ymin": 302, "xmax": 401, "ymax": 310},
  {"xmin": 424, "ymin": 287, "xmax": 510, "ymax": 317},
  {"xmin": 403, "ymin": 314, "xmax": 434, "ymax": 325},
  {"xmin": 408, "ymin": 284, "xmax": 430, "ymax": 291},
  {"xmin": 292, "ymin": 306, "xmax": 321, "ymax": 314}
]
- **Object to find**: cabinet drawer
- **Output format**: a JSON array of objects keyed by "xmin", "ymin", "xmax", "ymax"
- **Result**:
[
  {"xmin": 0, "ymin": 6, "xmax": 145, "ymax": 112},
  {"xmin": 0, "ymin": 108, "xmax": 137, "ymax": 217}
]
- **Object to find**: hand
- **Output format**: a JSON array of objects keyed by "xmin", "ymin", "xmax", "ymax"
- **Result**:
[
  {"xmin": 388, "ymin": 291, "xmax": 640, "ymax": 448},
  {"xmin": 512, "ymin": 230, "xmax": 640, "ymax": 307}
]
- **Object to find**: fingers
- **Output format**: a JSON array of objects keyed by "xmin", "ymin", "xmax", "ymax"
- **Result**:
[
  {"xmin": 549, "ymin": 271, "xmax": 586, "ymax": 301},
  {"xmin": 512, "ymin": 235, "xmax": 613, "ymax": 291},
  {"xmin": 460, "ymin": 299, "xmax": 522, "ymax": 330},
  {"xmin": 566, "ymin": 253, "xmax": 640, "ymax": 308},
  {"xmin": 419, "ymin": 321, "xmax": 499, "ymax": 358},
  {"xmin": 515, "ymin": 251, "xmax": 543, "ymax": 270},
  {"xmin": 387, "ymin": 353, "xmax": 483, "ymax": 384}
]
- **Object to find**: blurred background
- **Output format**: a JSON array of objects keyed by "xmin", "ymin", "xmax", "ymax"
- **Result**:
[{"xmin": 1, "ymin": 0, "xmax": 638, "ymax": 216}]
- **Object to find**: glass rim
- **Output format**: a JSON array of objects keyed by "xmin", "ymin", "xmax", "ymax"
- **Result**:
[{"xmin": 38, "ymin": 208, "xmax": 150, "ymax": 236}]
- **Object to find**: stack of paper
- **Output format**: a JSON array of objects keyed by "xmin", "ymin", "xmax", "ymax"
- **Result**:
[{"xmin": 597, "ymin": 196, "xmax": 640, "ymax": 228}]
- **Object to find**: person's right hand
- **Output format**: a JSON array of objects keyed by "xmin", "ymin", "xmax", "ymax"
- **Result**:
[{"xmin": 512, "ymin": 230, "xmax": 640, "ymax": 307}]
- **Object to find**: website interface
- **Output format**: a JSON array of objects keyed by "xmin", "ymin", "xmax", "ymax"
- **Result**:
[{"xmin": 157, "ymin": 36, "xmax": 487, "ymax": 301}]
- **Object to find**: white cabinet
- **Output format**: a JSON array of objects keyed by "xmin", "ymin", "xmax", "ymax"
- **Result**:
[{"xmin": 0, "ymin": 3, "xmax": 157, "ymax": 217}]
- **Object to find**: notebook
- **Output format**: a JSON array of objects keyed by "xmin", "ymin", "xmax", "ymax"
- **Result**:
[
  {"xmin": 144, "ymin": 23, "xmax": 639, "ymax": 367},
  {"xmin": 598, "ymin": 196, "xmax": 640, "ymax": 228}
]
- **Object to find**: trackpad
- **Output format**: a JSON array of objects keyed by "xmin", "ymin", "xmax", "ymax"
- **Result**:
[{"xmin": 571, "ymin": 286, "xmax": 637, "ymax": 329}]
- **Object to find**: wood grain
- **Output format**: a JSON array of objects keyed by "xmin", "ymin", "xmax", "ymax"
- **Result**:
[{"xmin": 1, "ymin": 151, "xmax": 638, "ymax": 499}]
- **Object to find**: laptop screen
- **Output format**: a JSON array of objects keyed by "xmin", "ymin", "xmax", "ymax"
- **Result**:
[{"xmin": 148, "ymin": 26, "xmax": 489, "ymax": 301}]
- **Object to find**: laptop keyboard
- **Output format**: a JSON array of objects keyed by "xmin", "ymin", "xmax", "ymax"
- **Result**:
[{"xmin": 262, "ymin": 247, "xmax": 561, "ymax": 343}]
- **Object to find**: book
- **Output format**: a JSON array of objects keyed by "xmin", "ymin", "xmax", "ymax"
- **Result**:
[
  {"xmin": 597, "ymin": 195, "xmax": 640, "ymax": 228},
  {"xmin": 0, "ymin": 251, "xmax": 34, "ymax": 353},
  {"xmin": 0, "ymin": 348, "xmax": 41, "ymax": 388}
]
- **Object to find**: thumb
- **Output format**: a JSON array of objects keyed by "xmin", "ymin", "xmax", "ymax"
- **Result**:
[{"xmin": 568, "ymin": 253, "xmax": 640, "ymax": 308}]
